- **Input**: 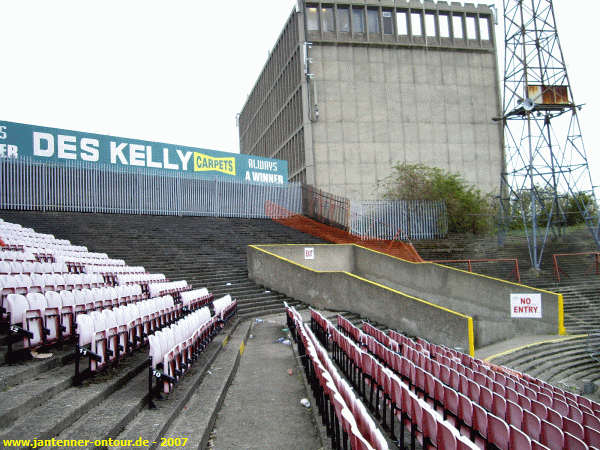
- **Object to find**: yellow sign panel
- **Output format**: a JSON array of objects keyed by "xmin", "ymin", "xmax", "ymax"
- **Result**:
[{"xmin": 193, "ymin": 152, "xmax": 236, "ymax": 176}]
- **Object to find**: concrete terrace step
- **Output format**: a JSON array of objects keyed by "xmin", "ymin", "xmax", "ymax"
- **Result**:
[{"xmin": 0, "ymin": 350, "xmax": 148, "ymax": 444}]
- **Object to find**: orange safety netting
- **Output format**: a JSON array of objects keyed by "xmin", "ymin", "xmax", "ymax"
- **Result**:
[{"xmin": 265, "ymin": 201, "xmax": 423, "ymax": 263}]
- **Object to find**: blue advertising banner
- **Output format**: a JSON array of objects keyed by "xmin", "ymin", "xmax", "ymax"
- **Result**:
[{"xmin": 0, "ymin": 120, "xmax": 287, "ymax": 185}]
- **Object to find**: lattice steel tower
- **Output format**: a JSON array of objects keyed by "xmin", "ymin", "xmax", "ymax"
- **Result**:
[{"xmin": 500, "ymin": 0, "xmax": 600, "ymax": 270}]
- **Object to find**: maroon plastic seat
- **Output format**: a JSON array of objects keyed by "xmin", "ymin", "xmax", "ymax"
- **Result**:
[
  {"xmin": 563, "ymin": 416, "xmax": 585, "ymax": 440},
  {"xmin": 584, "ymin": 412, "xmax": 600, "ymax": 432},
  {"xmin": 546, "ymin": 407, "xmax": 562, "ymax": 428},
  {"xmin": 444, "ymin": 386, "xmax": 459, "ymax": 421},
  {"xmin": 487, "ymin": 413, "xmax": 509, "ymax": 450},
  {"xmin": 506, "ymin": 386, "xmax": 518, "ymax": 403},
  {"xmin": 564, "ymin": 431, "xmax": 589, "ymax": 450},
  {"xmin": 479, "ymin": 386, "xmax": 493, "ymax": 411},
  {"xmin": 458, "ymin": 392, "xmax": 473, "ymax": 429},
  {"xmin": 435, "ymin": 378, "xmax": 446, "ymax": 410},
  {"xmin": 540, "ymin": 419, "xmax": 563, "ymax": 450},
  {"xmin": 523, "ymin": 409, "xmax": 542, "ymax": 442},
  {"xmin": 472, "ymin": 403, "xmax": 488, "ymax": 441},
  {"xmin": 584, "ymin": 425, "xmax": 600, "ymax": 448},
  {"xmin": 492, "ymin": 381, "xmax": 506, "ymax": 397},
  {"xmin": 492, "ymin": 393, "xmax": 507, "ymax": 420},
  {"xmin": 537, "ymin": 392, "xmax": 553, "ymax": 408},
  {"xmin": 506, "ymin": 399, "xmax": 523, "ymax": 428},
  {"xmin": 530, "ymin": 440, "xmax": 550, "ymax": 450},
  {"xmin": 509, "ymin": 424, "xmax": 532, "ymax": 450},
  {"xmin": 422, "ymin": 406, "xmax": 438, "ymax": 449},
  {"xmin": 552, "ymin": 397, "xmax": 569, "ymax": 417},
  {"xmin": 437, "ymin": 420, "xmax": 457, "ymax": 450},
  {"xmin": 531, "ymin": 399, "xmax": 548, "ymax": 421},
  {"xmin": 467, "ymin": 379, "xmax": 480, "ymax": 403}
]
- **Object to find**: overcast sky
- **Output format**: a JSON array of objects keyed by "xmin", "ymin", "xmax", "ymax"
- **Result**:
[{"xmin": 1, "ymin": 1, "xmax": 598, "ymax": 178}]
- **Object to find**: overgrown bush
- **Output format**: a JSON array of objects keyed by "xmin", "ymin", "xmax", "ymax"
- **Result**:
[{"xmin": 379, "ymin": 162, "xmax": 493, "ymax": 234}]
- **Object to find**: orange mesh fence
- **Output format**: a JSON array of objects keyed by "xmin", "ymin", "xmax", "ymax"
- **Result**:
[{"xmin": 265, "ymin": 201, "xmax": 423, "ymax": 263}]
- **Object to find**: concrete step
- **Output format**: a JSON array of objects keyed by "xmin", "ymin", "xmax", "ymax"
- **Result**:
[
  {"xmin": 0, "ymin": 350, "xmax": 148, "ymax": 443},
  {"xmin": 149, "ymin": 320, "xmax": 252, "ymax": 450},
  {"xmin": 0, "ymin": 347, "xmax": 74, "ymax": 391},
  {"xmin": 0, "ymin": 363, "xmax": 75, "ymax": 430}
]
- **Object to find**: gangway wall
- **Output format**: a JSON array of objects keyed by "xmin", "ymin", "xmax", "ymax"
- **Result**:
[{"xmin": 247, "ymin": 244, "xmax": 563, "ymax": 352}]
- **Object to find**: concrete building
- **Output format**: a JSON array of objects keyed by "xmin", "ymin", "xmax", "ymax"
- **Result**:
[{"xmin": 238, "ymin": 0, "xmax": 503, "ymax": 200}]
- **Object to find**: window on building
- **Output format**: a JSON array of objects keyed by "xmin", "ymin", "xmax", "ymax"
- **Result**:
[
  {"xmin": 337, "ymin": 6, "xmax": 350, "ymax": 32},
  {"xmin": 466, "ymin": 16, "xmax": 477, "ymax": 39},
  {"xmin": 382, "ymin": 10, "xmax": 394, "ymax": 35},
  {"xmin": 397, "ymin": 11, "xmax": 408, "ymax": 35},
  {"xmin": 425, "ymin": 13, "xmax": 436, "ymax": 37},
  {"xmin": 367, "ymin": 8, "xmax": 380, "ymax": 33},
  {"xmin": 411, "ymin": 12, "xmax": 422, "ymax": 36},
  {"xmin": 439, "ymin": 13, "xmax": 450, "ymax": 38},
  {"xmin": 322, "ymin": 6, "xmax": 334, "ymax": 32},
  {"xmin": 307, "ymin": 6, "xmax": 319, "ymax": 31},
  {"xmin": 352, "ymin": 7, "xmax": 365, "ymax": 33},
  {"xmin": 453, "ymin": 15, "xmax": 464, "ymax": 38},
  {"xmin": 479, "ymin": 17, "xmax": 490, "ymax": 40}
]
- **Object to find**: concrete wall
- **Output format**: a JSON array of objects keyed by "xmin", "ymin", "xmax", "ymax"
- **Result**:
[
  {"xmin": 257, "ymin": 244, "xmax": 355, "ymax": 272},
  {"xmin": 248, "ymin": 244, "xmax": 473, "ymax": 352},
  {"xmin": 309, "ymin": 45, "xmax": 502, "ymax": 200},
  {"xmin": 352, "ymin": 246, "xmax": 561, "ymax": 347},
  {"xmin": 248, "ymin": 244, "xmax": 563, "ymax": 349}
]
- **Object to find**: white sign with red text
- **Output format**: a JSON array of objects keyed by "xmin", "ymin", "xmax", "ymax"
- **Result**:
[
  {"xmin": 510, "ymin": 293, "xmax": 542, "ymax": 318},
  {"xmin": 304, "ymin": 247, "xmax": 315, "ymax": 260}
]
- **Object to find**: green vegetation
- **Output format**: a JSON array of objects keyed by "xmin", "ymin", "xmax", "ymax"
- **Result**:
[{"xmin": 379, "ymin": 162, "xmax": 493, "ymax": 234}]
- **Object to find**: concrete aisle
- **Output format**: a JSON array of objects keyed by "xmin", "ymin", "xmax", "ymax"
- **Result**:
[{"xmin": 209, "ymin": 315, "xmax": 321, "ymax": 450}]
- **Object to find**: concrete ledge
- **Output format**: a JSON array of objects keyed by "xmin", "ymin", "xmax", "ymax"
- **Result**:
[{"xmin": 248, "ymin": 244, "xmax": 474, "ymax": 354}]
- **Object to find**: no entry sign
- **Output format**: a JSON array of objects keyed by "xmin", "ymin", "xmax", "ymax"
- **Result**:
[{"xmin": 510, "ymin": 293, "xmax": 542, "ymax": 318}]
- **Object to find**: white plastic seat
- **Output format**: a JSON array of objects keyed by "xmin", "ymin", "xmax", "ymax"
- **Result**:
[
  {"xmin": 9, "ymin": 261, "xmax": 23, "ymax": 274},
  {"xmin": 25, "ymin": 292, "xmax": 47, "ymax": 347},
  {"xmin": 90, "ymin": 311, "xmax": 108, "ymax": 370},
  {"xmin": 21, "ymin": 261, "xmax": 36, "ymax": 275},
  {"xmin": 76, "ymin": 313, "xmax": 95, "ymax": 348},
  {"xmin": 39, "ymin": 291, "xmax": 61, "ymax": 343},
  {"xmin": 102, "ymin": 309, "xmax": 120, "ymax": 361},
  {"xmin": 46, "ymin": 290, "xmax": 68, "ymax": 340},
  {"xmin": 6, "ymin": 293, "xmax": 28, "ymax": 325},
  {"xmin": 0, "ymin": 261, "xmax": 11, "ymax": 275},
  {"xmin": 30, "ymin": 273, "xmax": 45, "ymax": 293}
]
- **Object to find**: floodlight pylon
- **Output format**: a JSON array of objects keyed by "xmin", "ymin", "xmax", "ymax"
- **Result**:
[{"xmin": 499, "ymin": 0, "xmax": 600, "ymax": 270}]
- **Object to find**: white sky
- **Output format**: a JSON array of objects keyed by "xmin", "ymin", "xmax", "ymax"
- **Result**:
[{"xmin": 1, "ymin": 1, "xmax": 598, "ymax": 179}]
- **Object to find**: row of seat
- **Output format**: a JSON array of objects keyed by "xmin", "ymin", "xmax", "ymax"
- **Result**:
[
  {"xmin": 180, "ymin": 288, "xmax": 213, "ymax": 311},
  {"xmin": 313, "ymin": 309, "xmax": 481, "ymax": 450},
  {"xmin": 213, "ymin": 294, "xmax": 237, "ymax": 322},
  {"xmin": 148, "ymin": 280, "xmax": 188, "ymax": 298},
  {"xmin": 0, "ymin": 249, "xmax": 39, "ymax": 263},
  {"xmin": 338, "ymin": 316, "xmax": 598, "ymax": 449},
  {"xmin": 0, "ymin": 221, "xmax": 81, "ymax": 250},
  {"xmin": 334, "ymin": 325, "xmax": 485, "ymax": 450},
  {"xmin": 86, "ymin": 265, "xmax": 146, "ymax": 275},
  {"xmin": 4, "ymin": 285, "xmax": 147, "ymax": 354},
  {"xmin": 362, "ymin": 320, "xmax": 600, "ymax": 425},
  {"xmin": 76, "ymin": 295, "xmax": 184, "ymax": 377},
  {"xmin": 291, "ymin": 306, "xmax": 388, "ymax": 450},
  {"xmin": 404, "ymin": 334, "xmax": 600, "ymax": 421},
  {"xmin": 1, "ymin": 272, "xmax": 107, "ymax": 298},
  {"xmin": 0, "ymin": 260, "xmax": 69, "ymax": 275},
  {"xmin": 116, "ymin": 273, "xmax": 167, "ymax": 285},
  {"xmin": 148, "ymin": 297, "xmax": 238, "ymax": 407}
]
